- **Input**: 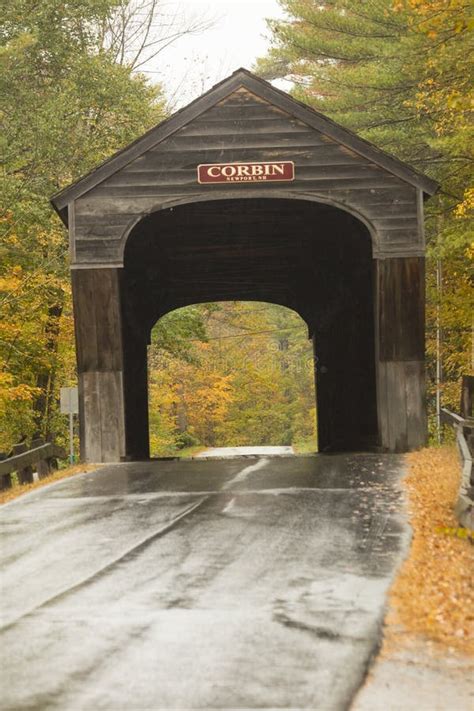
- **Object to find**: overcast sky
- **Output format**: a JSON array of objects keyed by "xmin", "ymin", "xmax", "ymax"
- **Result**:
[{"xmin": 143, "ymin": 0, "xmax": 286, "ymax": 107}]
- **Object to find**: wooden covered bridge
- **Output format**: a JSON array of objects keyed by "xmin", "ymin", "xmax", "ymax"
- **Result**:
[{"xmin": 51, "ymin": 69, "xmax": 438, "ymax": 463}]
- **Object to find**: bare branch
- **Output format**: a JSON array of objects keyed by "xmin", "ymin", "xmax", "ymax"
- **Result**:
[{"xmin": 101, "ymin": 0, "xmax": 214, "ymax": 76}]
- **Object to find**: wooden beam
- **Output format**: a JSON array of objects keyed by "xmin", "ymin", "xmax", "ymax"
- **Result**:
[
  {"xmin": 376, "ymin": 257, "xmax": 427, "ymax": 451},
  {"xmin": 72, "ymin": 269, "xmax": 126, "ymax": 462},
  {"xmin": 0, "ymin": 443, "xmax": 66, "ymax": 479}
]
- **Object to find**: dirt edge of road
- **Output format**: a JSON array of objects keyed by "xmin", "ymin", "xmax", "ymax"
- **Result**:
[{"xmin": 353, "ymin": 445, "xmax": 474, "ymax": 710}]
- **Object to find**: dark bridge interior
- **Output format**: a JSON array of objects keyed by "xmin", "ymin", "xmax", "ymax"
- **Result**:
[{"xmin": 122, "ymin": 198, "xmax": 378, "ymax": 454}]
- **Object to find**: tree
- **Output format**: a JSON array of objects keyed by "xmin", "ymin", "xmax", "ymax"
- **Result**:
[
  {"xmin": 256, "ymin": 0, "xmax": 473, "ymax": 432},
  {"xmin": 147, "ymin": 302, "xmax": 317, "ymax": 455},
  {"xmin": 102, "ymin": 0, "xmax": 212, "ymax": 73},
  {"xmin": 0, "ymin": 0, "xmax": 165, "ymax": 450}
]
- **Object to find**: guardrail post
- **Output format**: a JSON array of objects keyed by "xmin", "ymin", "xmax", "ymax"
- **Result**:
[
  {"xmin": 0, "ymin": 442, "xmax": 67, "ymax": 490},
  {"xmin": 1, "ymin": 472, "xmax": 12, "ymax": 490},
  {"xmin": 31, "ymin": 437, "xmax": 50, "ymax": 479},
  {"xmin": 12, "ymin": 443, "xmax": 34, "ymax": 484}
]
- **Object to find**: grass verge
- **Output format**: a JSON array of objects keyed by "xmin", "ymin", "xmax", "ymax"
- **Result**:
[
  {"xmin": 175, "ymin": 445, "xmax": 208, "ymax": 458},
  {"xmin": 292, "ymin": 437, "xmax": 318, "ymax": 454}
]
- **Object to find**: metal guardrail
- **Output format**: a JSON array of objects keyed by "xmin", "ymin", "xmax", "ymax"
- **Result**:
[{"xmin": 0, "ymin": 440, "xmax": 67, "ymax": 490}]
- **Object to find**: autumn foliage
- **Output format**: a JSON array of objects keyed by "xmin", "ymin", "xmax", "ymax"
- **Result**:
[
  {"xmin": 257, "ymin": 0, "xmax": 473, "ymax": 431},
  {"xmin": 386, "ymin": 446, "xmax": 474, "ymax": 654},
  {"xmin": 0, "ymin": 0, "xmax": 164, "ymax": 452},
  {"xmin": 1, "ymin": 0, "xmax": 471, "ymax": 455},
  {"xmin": 148, "ymin": 302, "xmax": 317, "ymax": 456}
]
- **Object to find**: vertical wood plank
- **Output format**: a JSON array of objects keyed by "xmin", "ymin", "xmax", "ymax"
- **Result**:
[
  {"xmin": 99, "ymin": 372, "xmax": 126, "ymax": 461},
  {"xmin": 1, "ymin": 473, "xmax": 13, "ymax": 490},
  {"xmin": 376, "ymin": 256, "xmax": 426, "ymax": 451},
  {"xmin": 68, "ymin": 201, "xmax": 76, "ymax": 263},
  {"xmin": 376, "ymin": 361, "xmax": 389, "ymax": 449},
  {"xmin": 378, "ymin": 257, "xmax": 425, "ymax": 362},
  {"xmin": 81, "ymin": 371, "xmax": 102, "ymax": 462},
  {"xmin": 12, "ymin": 443, "xmax": 34, "ymax": 484},
  {"xmin": 120, "ymin": 272, "xmax": 150, "ymax": 460},
  {"xmin": 389, "ymin": 362, "xmax": 408, "ymax": 452},
  {"xmin": 461, "ymin": 375, "xmax": 474, "ymax": 419}
]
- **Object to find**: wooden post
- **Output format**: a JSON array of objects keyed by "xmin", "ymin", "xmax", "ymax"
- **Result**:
[
  {"xmin": 310, "ymin": 248, "xmax": 378, "ymax": 452},
  {"xmin": 72, "ymin": 268, "xmax": 126, "ymax": 462},
  {"xmin": 376, "ymin": 257, "xmax": 427, "ymax": 452},
  {"xmin": 312, "ymin": 318, "xmax": 378, "ymax": 452},
  {"xmin": 12, "ymin": 443, "xmax": 34, "ymax": 484},
  {"xmin": 312, "ymin": 333, "xmax": 333, "ymax": 451},
  {"xmin": 1, "ymin": 471, "xmax": 12, "ymax": 490},
  {"xmin": 71, "ymin": 267, "xmax": 151, "ymax": 462},
  {"xmin": 31, "ymin": 437, "xmax": 50, "ymax": 478},
  {"xmin": 121, "ymin": 332, "xmax": 150, "ymax": 460}
]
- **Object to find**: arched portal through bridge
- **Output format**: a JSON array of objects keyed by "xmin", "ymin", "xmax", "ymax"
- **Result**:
[
  {"xmin": 51, "ymin": 68, "xmax": 438, "ymax": 462},
  {"xmin": 123, "ymin": 198, "xmax": 377, "ymax": 458}
]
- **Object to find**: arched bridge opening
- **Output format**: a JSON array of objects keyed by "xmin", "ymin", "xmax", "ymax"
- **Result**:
[
  {"xmin": 147, "ymin": 300, "xmax": 318, "ymax": 456},
  {"xmin": 117, "ymin": 197, "xmax": 378, "ymax": 458}
]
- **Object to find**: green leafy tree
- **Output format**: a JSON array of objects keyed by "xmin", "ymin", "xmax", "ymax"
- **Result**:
[
  {"xmin": 147, "ymin": 302, "xmax": 317, "ymax": 455},
  {"xmin": 0, "ymin": 0, "xmax": 165, "ymax": 450},
  {"xmin": 256, "ymin": 0, "xmax": 473, "ymax": 428}
]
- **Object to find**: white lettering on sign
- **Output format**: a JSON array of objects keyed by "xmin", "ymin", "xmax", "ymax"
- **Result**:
[{"xmin": 197, "ymin": 161, "xmax": 295, "ymax": 184}]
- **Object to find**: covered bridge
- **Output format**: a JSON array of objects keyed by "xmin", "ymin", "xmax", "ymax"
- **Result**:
[{"xmin": 51, "ymin": 69, "xmax": 438, "ymax": 463}]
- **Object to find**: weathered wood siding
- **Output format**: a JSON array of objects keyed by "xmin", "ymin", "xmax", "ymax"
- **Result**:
[
  {"xmin": 72, "ymin": 269, "xmax": 126, "ymax": 462},
  {"xmin": 72, "ymin": 88, "xmax": 422, "ymax": 266},
  {"xmin": 64, "ymin": 80, "xmax": 429, "ymax": 459},
  {"xmin": 376, "ymin": 257, "xmax": 426, "ymax": 451}
]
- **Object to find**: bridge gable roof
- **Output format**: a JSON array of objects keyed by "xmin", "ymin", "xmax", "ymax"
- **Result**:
[{"xmin": 51, "ymin": 68, "xmax": 438, "ymax": 225}]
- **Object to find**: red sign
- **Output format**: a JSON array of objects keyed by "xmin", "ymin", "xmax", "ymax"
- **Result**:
[{"xmin": 197, "ymin": 161, "xmax": 295, "ymax": 184}]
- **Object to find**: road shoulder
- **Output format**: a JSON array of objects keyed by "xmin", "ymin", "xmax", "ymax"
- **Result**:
[{"xmin": 353, "ymin": 445, "xmax": 474, "ymax": 710}]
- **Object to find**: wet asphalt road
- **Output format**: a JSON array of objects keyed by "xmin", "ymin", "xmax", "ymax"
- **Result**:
[{"xmin": 0, "ymin": 453, "xmax": 409, "ymax": 711}]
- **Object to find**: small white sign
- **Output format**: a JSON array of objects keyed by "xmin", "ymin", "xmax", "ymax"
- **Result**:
[{"xmin": 60, "ymin": 387, "xmax": 79, "ymax": 414}]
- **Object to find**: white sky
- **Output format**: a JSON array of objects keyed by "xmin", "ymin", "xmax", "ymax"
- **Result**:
[{"xmin": 143, "ymin": 0, "xmax": 286, "ymax": 108}]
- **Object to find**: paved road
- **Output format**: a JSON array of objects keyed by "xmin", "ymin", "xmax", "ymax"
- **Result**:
[{"xmin": 0, "ymin": 453, "xmax": 409, "ymax": 711}]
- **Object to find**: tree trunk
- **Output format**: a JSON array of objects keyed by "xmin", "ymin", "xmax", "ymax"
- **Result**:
[{"xmin": 33, "ymin": 301, "xmax": 63, "ymax": 439}]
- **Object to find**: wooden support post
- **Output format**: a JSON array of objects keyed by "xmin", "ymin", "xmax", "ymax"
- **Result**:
[
  {"xmin": 312, "ymin": 333, "xmax": 333, "ymax": 452},
  {"xmin": 31, "ymin": 437, "xmax": 50, "ymax": 478},
  {"xmin": 72, "ymin": 268, "xmax": 126, "ymax": 463},
  {"xmin": 313, "ymin": 315, "xmax": 378, "ymax": 452},
  {"xmin": 119, "ymin": 271, "xmax": 151, "ymax": 461},
  {"xmin": 376, "ymin": 257, "xmax": 427, "ymax": 452},
  {"xmin": 121, "ymin": 329, "xmax": 150, "ymax": 460},
  {"xmin": 12, "ymin": 443, "xmax": 34, "ymax": 484},
  {"xmin": 1, "ymin": 472, "xmax": 12, "ymax": 490},
  {"xmin": 72, "ymin": 267, "xmax": 151, "ymax": 462},
  {"xmin": 310, "ymin": 251, "xmax": 378, "ymax": 452}
]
